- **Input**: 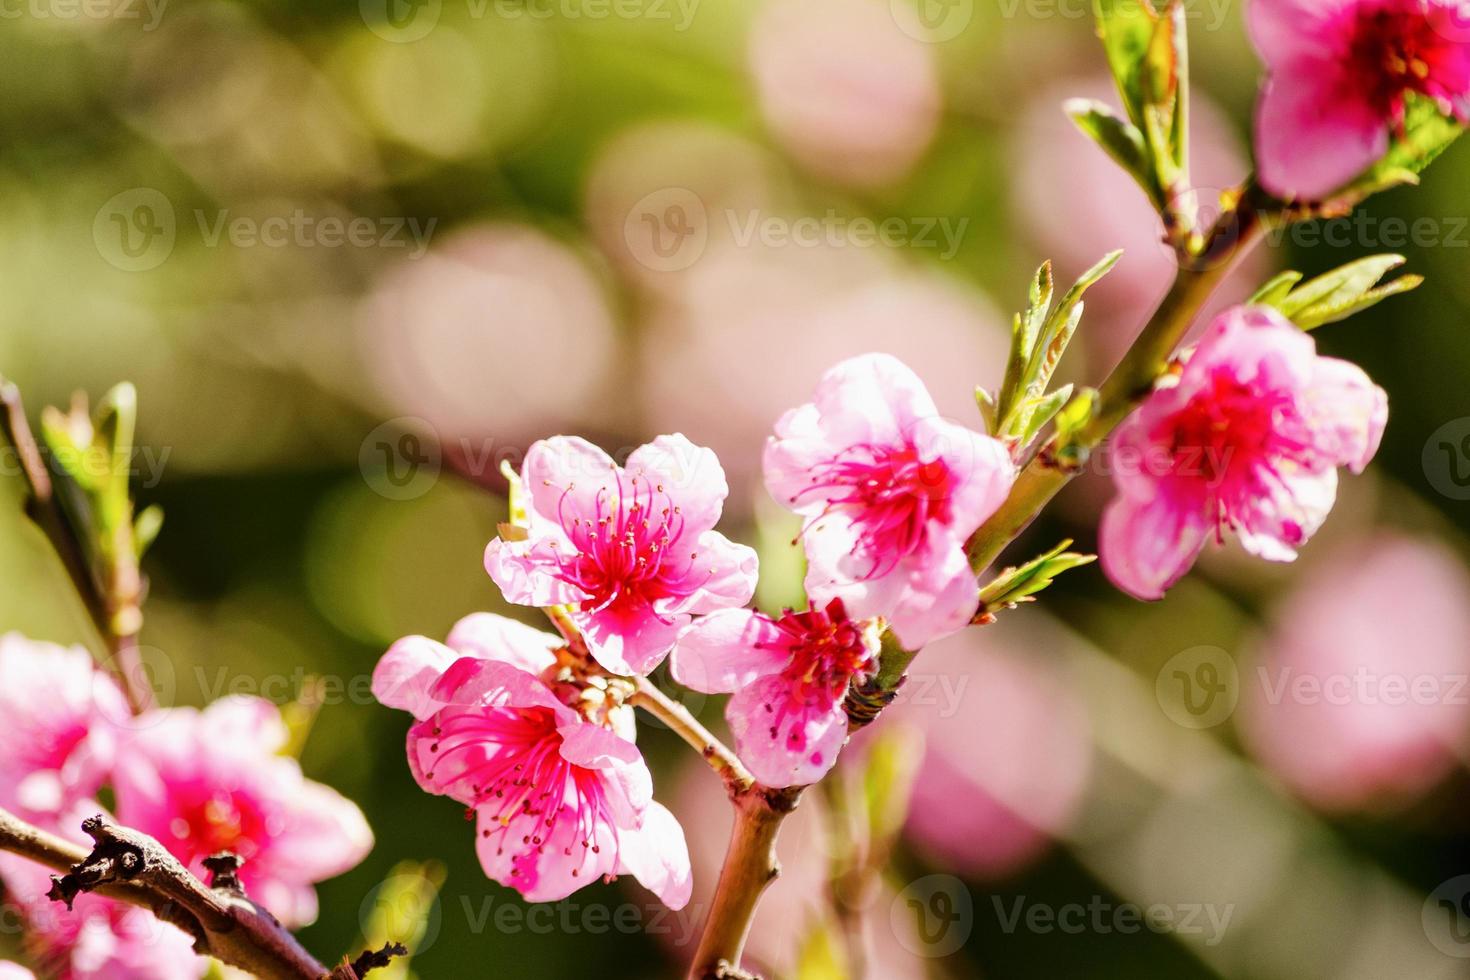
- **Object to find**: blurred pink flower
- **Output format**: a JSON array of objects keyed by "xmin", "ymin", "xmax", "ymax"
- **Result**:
[
  {"xmin": 1100, "ymin": 305, "xmax": 1386, "ymax": 600},
  {"xmin": 748, "ymin": 0, "xmax": 940, "ymax": 187},
  {"xmin": 1251, "ymin": 0, "xmax": 1470, "ymax": 200},
  {"xmin": 0, "ymin": 804, "xmax": 202, "ymax": 980},
  {"xmin": 672, "ymin": 599, "xmax": 877, "ymax": 787},
  {"xmin": 0, "ymin": 964, "xmax": 35, "ymax": 979},
  {"xmin": 487, "ymin": 435, "xmax": 758, "ymax": 677},
  {"xmin": 886, "ymin": 618, "xmax": 1091, "ymax": 878},
  {"xmin": 112, "ymin": 697, "xmax": 372, "ymax": 928},
  {"xmin": 766, "ymin": 353, "xmax": 1013, "ymax": 646},
  {"xmin": 637, "ymin": 251, "xmax": 1011, "ymax": 492},
  {"xmin": 1241, "ymin": 534, "xmax": 1470, "ymax": 812},
  {"xmin": 357, "ymin": 223, "xmax": 622, "ymax": 448},
  {"xmin": 374, "ymin": 614, "xmax": 692, "ymax": 908},
  {"xmin": 0, "ymin": 634, "xmax": 127, "ymax": 822}
]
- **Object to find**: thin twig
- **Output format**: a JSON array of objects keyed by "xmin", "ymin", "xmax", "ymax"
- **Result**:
[{"xmin": 629, "ymin": 678, "xmax": 754, "ymax": 793}]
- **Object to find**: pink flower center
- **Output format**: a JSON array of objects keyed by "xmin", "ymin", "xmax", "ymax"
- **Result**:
[
  {"xmin": 167, "ymin": 788, "xmax": 270, "ymax": 863},
  {"xmin": 794, "ymin": 444, "xmax": 952, "ymax": 577},
  {"xmin": 552, "ymin": 472, "xmax": 696, "ymax": 617},
  {"xmin": 1158, "ymin": 371, "xmax": 1311, "ymax": 535},
  {"xmin": 1347, "ymin": 0, "xmax": 1468, "ymax": 122},
  {"xmin": 425, "ymin": 706, "xmax": 614, "ymax": 879},
  {"xmin": 766, "ymin": 600, "xmax": 875, "ymax": 713}
]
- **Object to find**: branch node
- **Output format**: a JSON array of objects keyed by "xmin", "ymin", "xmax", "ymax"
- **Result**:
[
  {"xmin": 203, "ymin": 852, "xmax": 245, "ymax": 895},
  {"xmin": 347, "ymin": 941, "xmax": 409, "ymax": 978}
]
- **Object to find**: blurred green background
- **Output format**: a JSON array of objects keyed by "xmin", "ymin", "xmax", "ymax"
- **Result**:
[{"xmin": 3, "ymin": 0, "xmax": 1470, "ymax": 977}]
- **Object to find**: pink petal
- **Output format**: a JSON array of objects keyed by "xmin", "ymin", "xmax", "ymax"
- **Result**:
[
  {"xmin": 521, "ymin": 435, "xmax": 618, "ymax": 530},
  {"xmin": 762, "ymin": 402, "xmax": 830, "ymax": 511},
  {"xmin": 429, "ymin": 658, "xmax": 575, "ymax": 723},
  {"xmin": 1234, "ymin": 466, "xmax": 1338, "ymax": 562},
  {"xmin": 1248, "ymin": 0, "xmax": 1356, "ymax": 66},
  {"xmin": 446, "ymin": 612, "xmax": 561, "ymax": 675},
  {"xmin": 1099, "ymin": 493, "xmax": 1210, "ymax": 600},
  {"xmin": 474, "ymin": 797, "xmax": 616, "ymax": 904},
  {"xmin": 198, "ymin": 696, "xmax": 289, "ymax": 756},
  {"xmin": 911, "ymin": 415, "xmax": 1014, "ymax": 537},
  {"xmin": 657, "ymin": 530, "xmax": 760, "ymax": 617},
  {"xmin": 670, "ymin": 609, "xmax": 790, "ymax": 694},
  {"xmin": 558, "ymin": 723, "xmax": 653, "ymax": 826},
  {"xmin": 260, "ymin": 780, "xmax": 374, "ymax": 887},
  {"xmin": 726, "ymin": 674, "xmax": 850, "ymax": 787},
  {"xmin": 809, "ymin": 352, "xmax": 940, "ymax": 447},
  {"xmin": 1305, "ymin": 356, "xmax": 1388, "ymax": 473},
  {"xmin": 373, "ymin": 635, "xmax": 459, "ymax": 720},
  {"xmin": 625, "ymin": 433, "xmax": 731, "ymax": 538},
  {"xmin": 484, "ymin": 537, "xmax": 591, "ymax": 608},
  {"xmin": 617, "ymin": 801, "xmax": 693, "ymax": 910},
  {"xmin": 1255, "ymin": 68, "xmax": 1388, "ymax": 200},
  {"xmin": 578, "ymin": 605, "xmax": 686, "ymax": 677}
]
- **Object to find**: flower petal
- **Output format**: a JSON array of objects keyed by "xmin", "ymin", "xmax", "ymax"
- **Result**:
[
  {"xmin": 373, "ymin": 635, "xmax": 459, "ymax": 720},
  {"xmin": 625, "ymin": 433, "xmax": 731, "ymax": 538},
  {"xmin": 1099, "ymin": 493, "xmax": 1210, "ymax": 600},
  {"xmin": 447, "ymin": 612, "xmax": 561, "ymax": 676},
  {"xmin": 726, "ymin": 674, "xmax": 849, "ymax": 787},
  {"xmin": 1255, "ymin": 67, "xmax": 1388, "ymax": 201},
  {"xmin": 670, "ymin": 609, "xmax": 790, "ymax": 694},
  {"xmin": 617, "ymin": 801, "xmax": 693, "ymax": 910},
  {"xmin": 578, "ymin": 606, "xmax": 686, "ymax": 677},
  {"xmin": 657, "ymin": 530, "xmax": 760, "ymax": 617}
]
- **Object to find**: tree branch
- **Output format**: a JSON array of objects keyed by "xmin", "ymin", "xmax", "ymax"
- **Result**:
[
  {"xmin": 629, "ymin": 678, "xmax": 755, "ymax": 794},
  {"xmin": 0, "ymin": 806, "xmax": 333, "ymax": 980}
]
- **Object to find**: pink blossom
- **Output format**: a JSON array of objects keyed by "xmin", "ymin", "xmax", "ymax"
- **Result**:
[
  {"xmin": 0, "ymin": 964, "xmax": 35, "ymax": 979},
  {"xmin": 373, "ymin": 613, "xmax": 692, "ymax": 908},
  {"xmin": 111, "ymin": 697, "xmax": 373, "ymax": 928},
  {"xmin": 764, "ymin": 353, "xmax": 1014, "ymax": 648},
  {"xmin": 672, "ymin": 599, "xmax": 877, "ymax": 787},
  {"xmin": 1100, "ymin": 305, "xmax": 1387, "ymax": 600},
  {"xmin": 486, "ymin": 434, "xmax": 758, "ymax": 676},
  {"xmin": 0, "ymin": 634, "xmax": 127, "ymax": 821},
  {"xmin": 0, "ymin": 804, "xmax": 202, "ymax": 980},
  {"xmin": 1251, "ymin": 0, "xmax": 1470, "ymax": 200},
  {"xmin": 1241, "ymin": 534, "xmax": 1470, "ymax": 813}
]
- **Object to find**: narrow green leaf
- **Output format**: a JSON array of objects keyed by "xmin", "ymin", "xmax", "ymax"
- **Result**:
[
  {"xmin": 1054, "ymin": 387, "xmax": 1097, "ymax": 444},
  {"xmin": 1277, "ymin": 255, "xmax": 1408, "ymax": 317},
  {"xmin": 1094, "ymin": 0, "xmax": 1159, "ymax": 131},
  {"xmin": 133, "ymin": 504, "xmax": 164, "ymax": 559},
  {"xmin": 1065, "ymin": 99, "xmax": 1156, "ymax": 205},
  {"xmin": 1018, "ymin": 384, "xmax": 1075, "ymax": 446},
  {"xmin": 1248, "ymin": 270, "xmax": 1303, "ymax": 306},
  {"xmin": 1294, "ymin": 274, "xmax": 1423, "ymax": 330},
  {"xmin": 978, "ymin": 539, "xmax": 1098, "ymax": 613},
  {"xmin": 975, "ymin": 386, "xmax": 998, "ymax": 435}
]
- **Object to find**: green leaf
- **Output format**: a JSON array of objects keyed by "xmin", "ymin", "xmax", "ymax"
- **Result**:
[
  {"xmin": 501, "ymin": 458, "xmax": 528, "ymax": 526},
  {"xmin": 975, "ymin": 386, "xmax": 998, "ymax": 435},
  {"xmin": 977, "ymin": 540, "xmax": 1097, "ymax": 614},
  {"xmin": 1248, "ymin": 270, "xmax": 1303, "ymax": 306},
  {"xmin": 1328, "ymin": 95, "xmax": 1463, "ymax": 205},
  {"xmin": 1017, "ymin": 384, "xmax": 1075, "ymax": 446},
  {"xmin": 1065, "ymin": 99, "xmax": 1156, "ymax": 205},
  {"xmin": 1054, "ymin": 387, "xmax": 1097, "ymax": 444},
  {"xmin": 1258, "ymin": 254, "xmax": 1423, "ymax": 329},
  {"xmin": 1094, "ymin": 0, "xmax": 1158, "ymax": 131},
  {"xmin": 357, "ymin": 860, "xmax": 447, "ymax": 980}
]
